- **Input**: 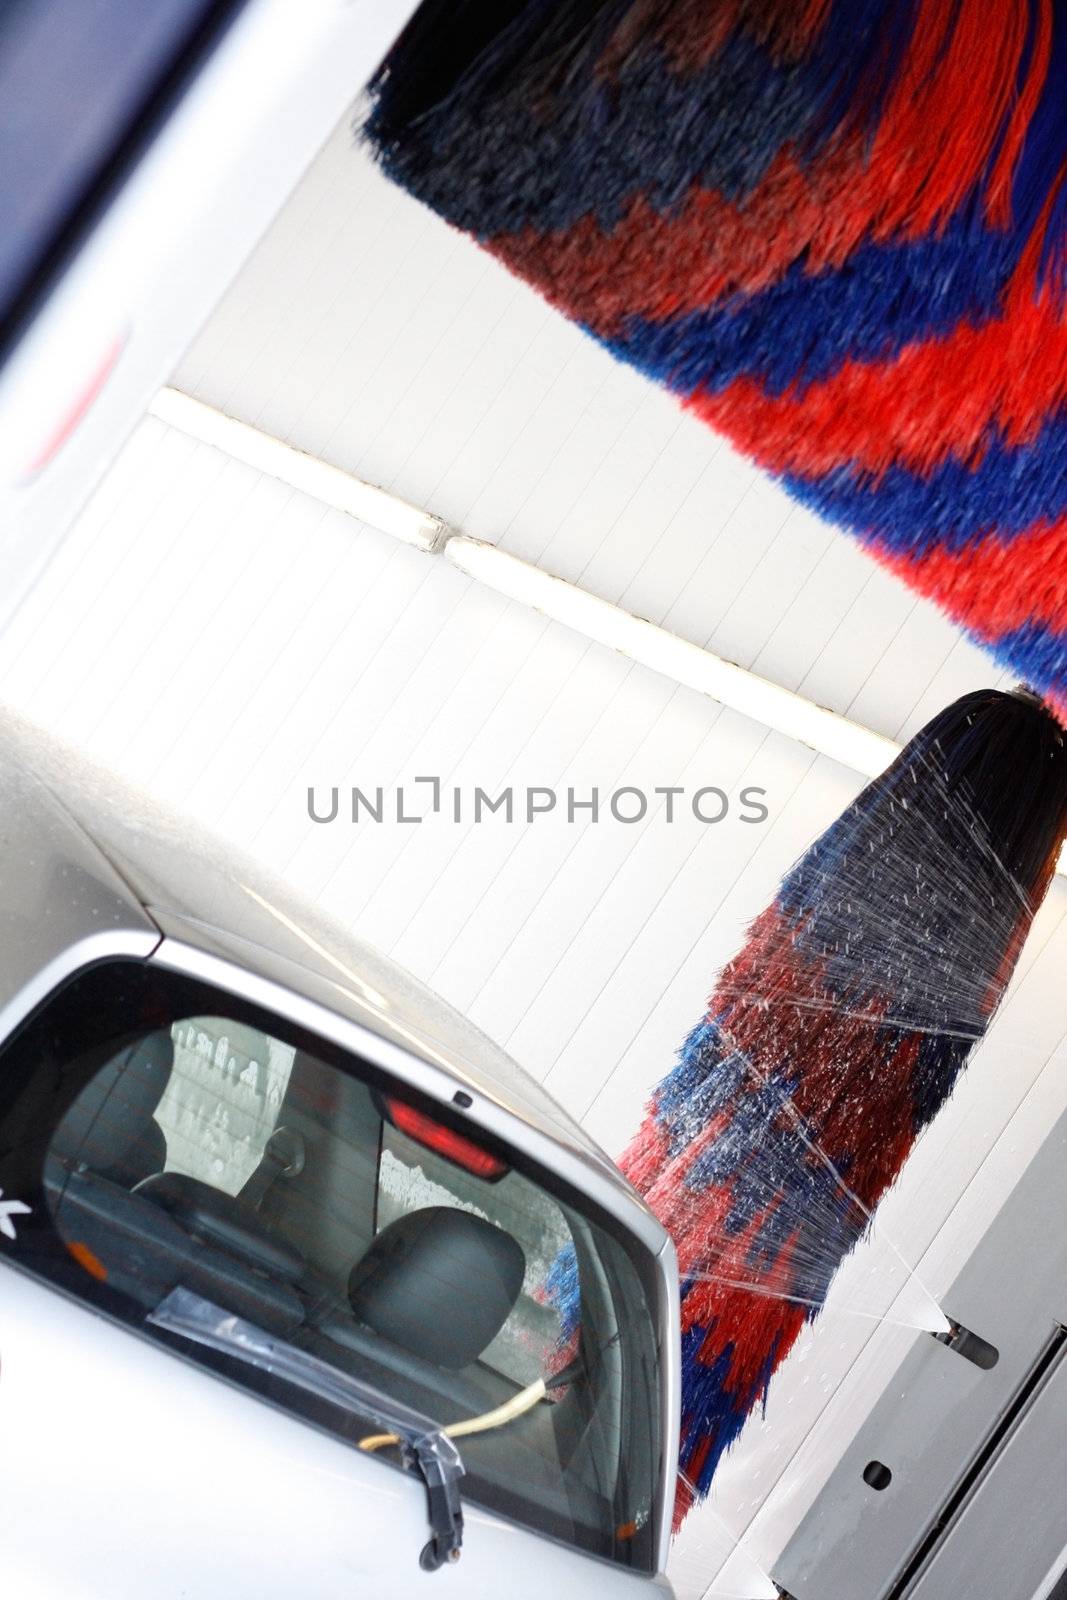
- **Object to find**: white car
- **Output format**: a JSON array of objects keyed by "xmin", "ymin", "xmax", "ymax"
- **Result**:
[{"xmin": 0, "ymin": 712, "xmax": 679, "ymax": 1597}]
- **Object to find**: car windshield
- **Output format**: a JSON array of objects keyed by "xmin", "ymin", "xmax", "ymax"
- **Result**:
[{"xmin": 0, "ymin": 961, "xmax": 662, "ymax": 1570}]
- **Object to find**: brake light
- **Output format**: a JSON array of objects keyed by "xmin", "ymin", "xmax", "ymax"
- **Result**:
[{"xmin": 385, "ymin": 1097, "xmax": 508, "ymax": 1180}]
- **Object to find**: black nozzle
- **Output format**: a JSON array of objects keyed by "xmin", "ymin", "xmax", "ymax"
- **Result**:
[{"xmin": 933, "ymin": 1318, "xmax": 999, "ymax": 1369}]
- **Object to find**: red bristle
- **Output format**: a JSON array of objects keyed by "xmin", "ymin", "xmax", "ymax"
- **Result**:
[
  {"xmin": 623, "ymin": 0, "xmax": 742, "ymax": 75},
  {"xmin": 688, "ymin": 287, "xmax": 1067, "ymax": 480},
  {"xmin": 679, "ymin": 1272, "xmax": 729, "ymax": 1336},
  {"xmin": 675, "ymin": 1441, "xmax": 706, "ymax": 1526},
  {"xmin": 643, "ymin": 1138, "xmax": 737, "ymax": 1272},
  {"xmin": 617, "ymin": 1107, "xmax": 672, "ymax": 1191},
  {"xmin": 675, "ymin": 1201, "xmax": 795, "ymax": 1331},
  {"xmin": 1005, "ymin": 156, "xmax": 1067, "ymax": 308},
  {"xmin": 722, "ymin": 1291, "xmax": 807, "ymax": 1401},
  {"xmin": 860, "ymin": 0, "xmax": 1030, "ymax": 242},
  {"xmin": 810, "ymin": 1032, "xmax": 920, "ymax": 1207},
  {"xmin": 984, "ymin": 913, "xmax": 1037, "ymax": 1018},
  {"xmin": 602, "ymin": 0, "xmax": 827, "ymax": 79},
  {"xmin": 872, "ymin": 515, "xmax": 1067, "ymax": 640},
  {"xmin": 651, "ymin": 0, "xmax": 832, "ymax": 68},
  {"xmin": 780, "ymin": 1013, "xmax": 887, "ymax": 1128},
  {"xmin": 986, "ymin": 0, "xmax": 1054, "ymax": 228},
  {"xmin": 762, "ymin": 0, "xmax": 834, "ymax": 59},
  {"xmin": 487, "ymin": 143, "xmax": 863, "ymax": 332}
]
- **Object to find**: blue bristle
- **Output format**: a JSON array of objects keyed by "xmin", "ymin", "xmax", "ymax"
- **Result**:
[
  {"xmin": 984, "ymin": 622, "xmax": 1067, "ymax": 699},
  {"xmin": 599, "ymin": 215, "xmax": 1019, "ymax": 398},
  {"xmin": 368, "ymin": 0, "xmax": 925, "ymax": 239},
  {"xmin": 541, "ymin": 1240, "xmax": 581, "ymax": 1342},
  {"xmin": 786, "ymin": 412, "xmax": 1067, "ymax": 552}
]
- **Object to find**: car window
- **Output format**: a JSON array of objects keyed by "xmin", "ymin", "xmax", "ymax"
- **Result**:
[{"xmin": 0, "ymin": 961, "xmax": 662, "ymax": 1571}]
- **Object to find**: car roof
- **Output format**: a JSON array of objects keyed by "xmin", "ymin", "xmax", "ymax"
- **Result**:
[{"xmin": 0, "ymin": 706, "xmax": 640, "ymax": 1201}]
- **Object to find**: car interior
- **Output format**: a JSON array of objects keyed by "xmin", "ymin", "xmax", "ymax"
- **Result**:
[{"xmin": 41, "ymin": 1003, "xmax": 659, "ymax": 1567}]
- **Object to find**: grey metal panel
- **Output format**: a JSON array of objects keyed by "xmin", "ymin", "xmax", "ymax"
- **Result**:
[
  {"xmin": 913, "ymin": 1347, "xmax": 1067, "ymax": 1599},
  {"xmin": 774, "ymin": 1113, "xmax": 1067, "ymax": 1600}
]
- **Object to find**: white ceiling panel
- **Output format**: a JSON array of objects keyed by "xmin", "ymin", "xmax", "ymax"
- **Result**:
[{"xmin": 174, "ymin": 121, "xmax": 1015, "ymax": 746}]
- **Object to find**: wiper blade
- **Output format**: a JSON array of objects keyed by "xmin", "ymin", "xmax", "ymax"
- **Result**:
[{"xmin": 149, "ymin": 1287, "xmax": 464, "ymax": 1571}]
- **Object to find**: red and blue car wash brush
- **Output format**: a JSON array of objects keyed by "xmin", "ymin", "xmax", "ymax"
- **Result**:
[
  {"xmin": 618, "ymin": 688, "xmax": 1067, "ymax": 1520},
  {"xmin": 365, "ymin": 0, "xmax": 1067, "ymax": 714}
]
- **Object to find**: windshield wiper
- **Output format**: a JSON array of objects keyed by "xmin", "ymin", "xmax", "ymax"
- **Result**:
[{"xmin": 149, "ymin": 1286, "xmax": 464, "ymax": 1571}]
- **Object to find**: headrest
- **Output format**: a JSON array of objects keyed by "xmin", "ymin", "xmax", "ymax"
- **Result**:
[
  {"xmin": 135, "ymin": 1171, "xmax": 305, "ymax": 1283},
  {"xmin": 54, "ymin": 1032, "xmax": 173, "ymax": 1175},
  {"xmin": 349, "ymin": 1206, "xmax": 525, "ymax": 1370}
]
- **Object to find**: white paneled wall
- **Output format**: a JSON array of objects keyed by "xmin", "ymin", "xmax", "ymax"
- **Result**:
[
  {"xmin": 3, "ymin": 117, "xmax": 1064, "ymax": 1600},
  {"xmin": 176, "ymin": 127, "xmax": 1015, "ymax": 746}
]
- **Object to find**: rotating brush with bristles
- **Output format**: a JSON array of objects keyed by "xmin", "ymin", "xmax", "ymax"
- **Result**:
[
  {"xmin": 365, "ymin": 0, "xmax": 1067, "ymax": 713},
  {"xmin": 621, "ymin": 689, "xmax": 1067, "ymax": 1521}
]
